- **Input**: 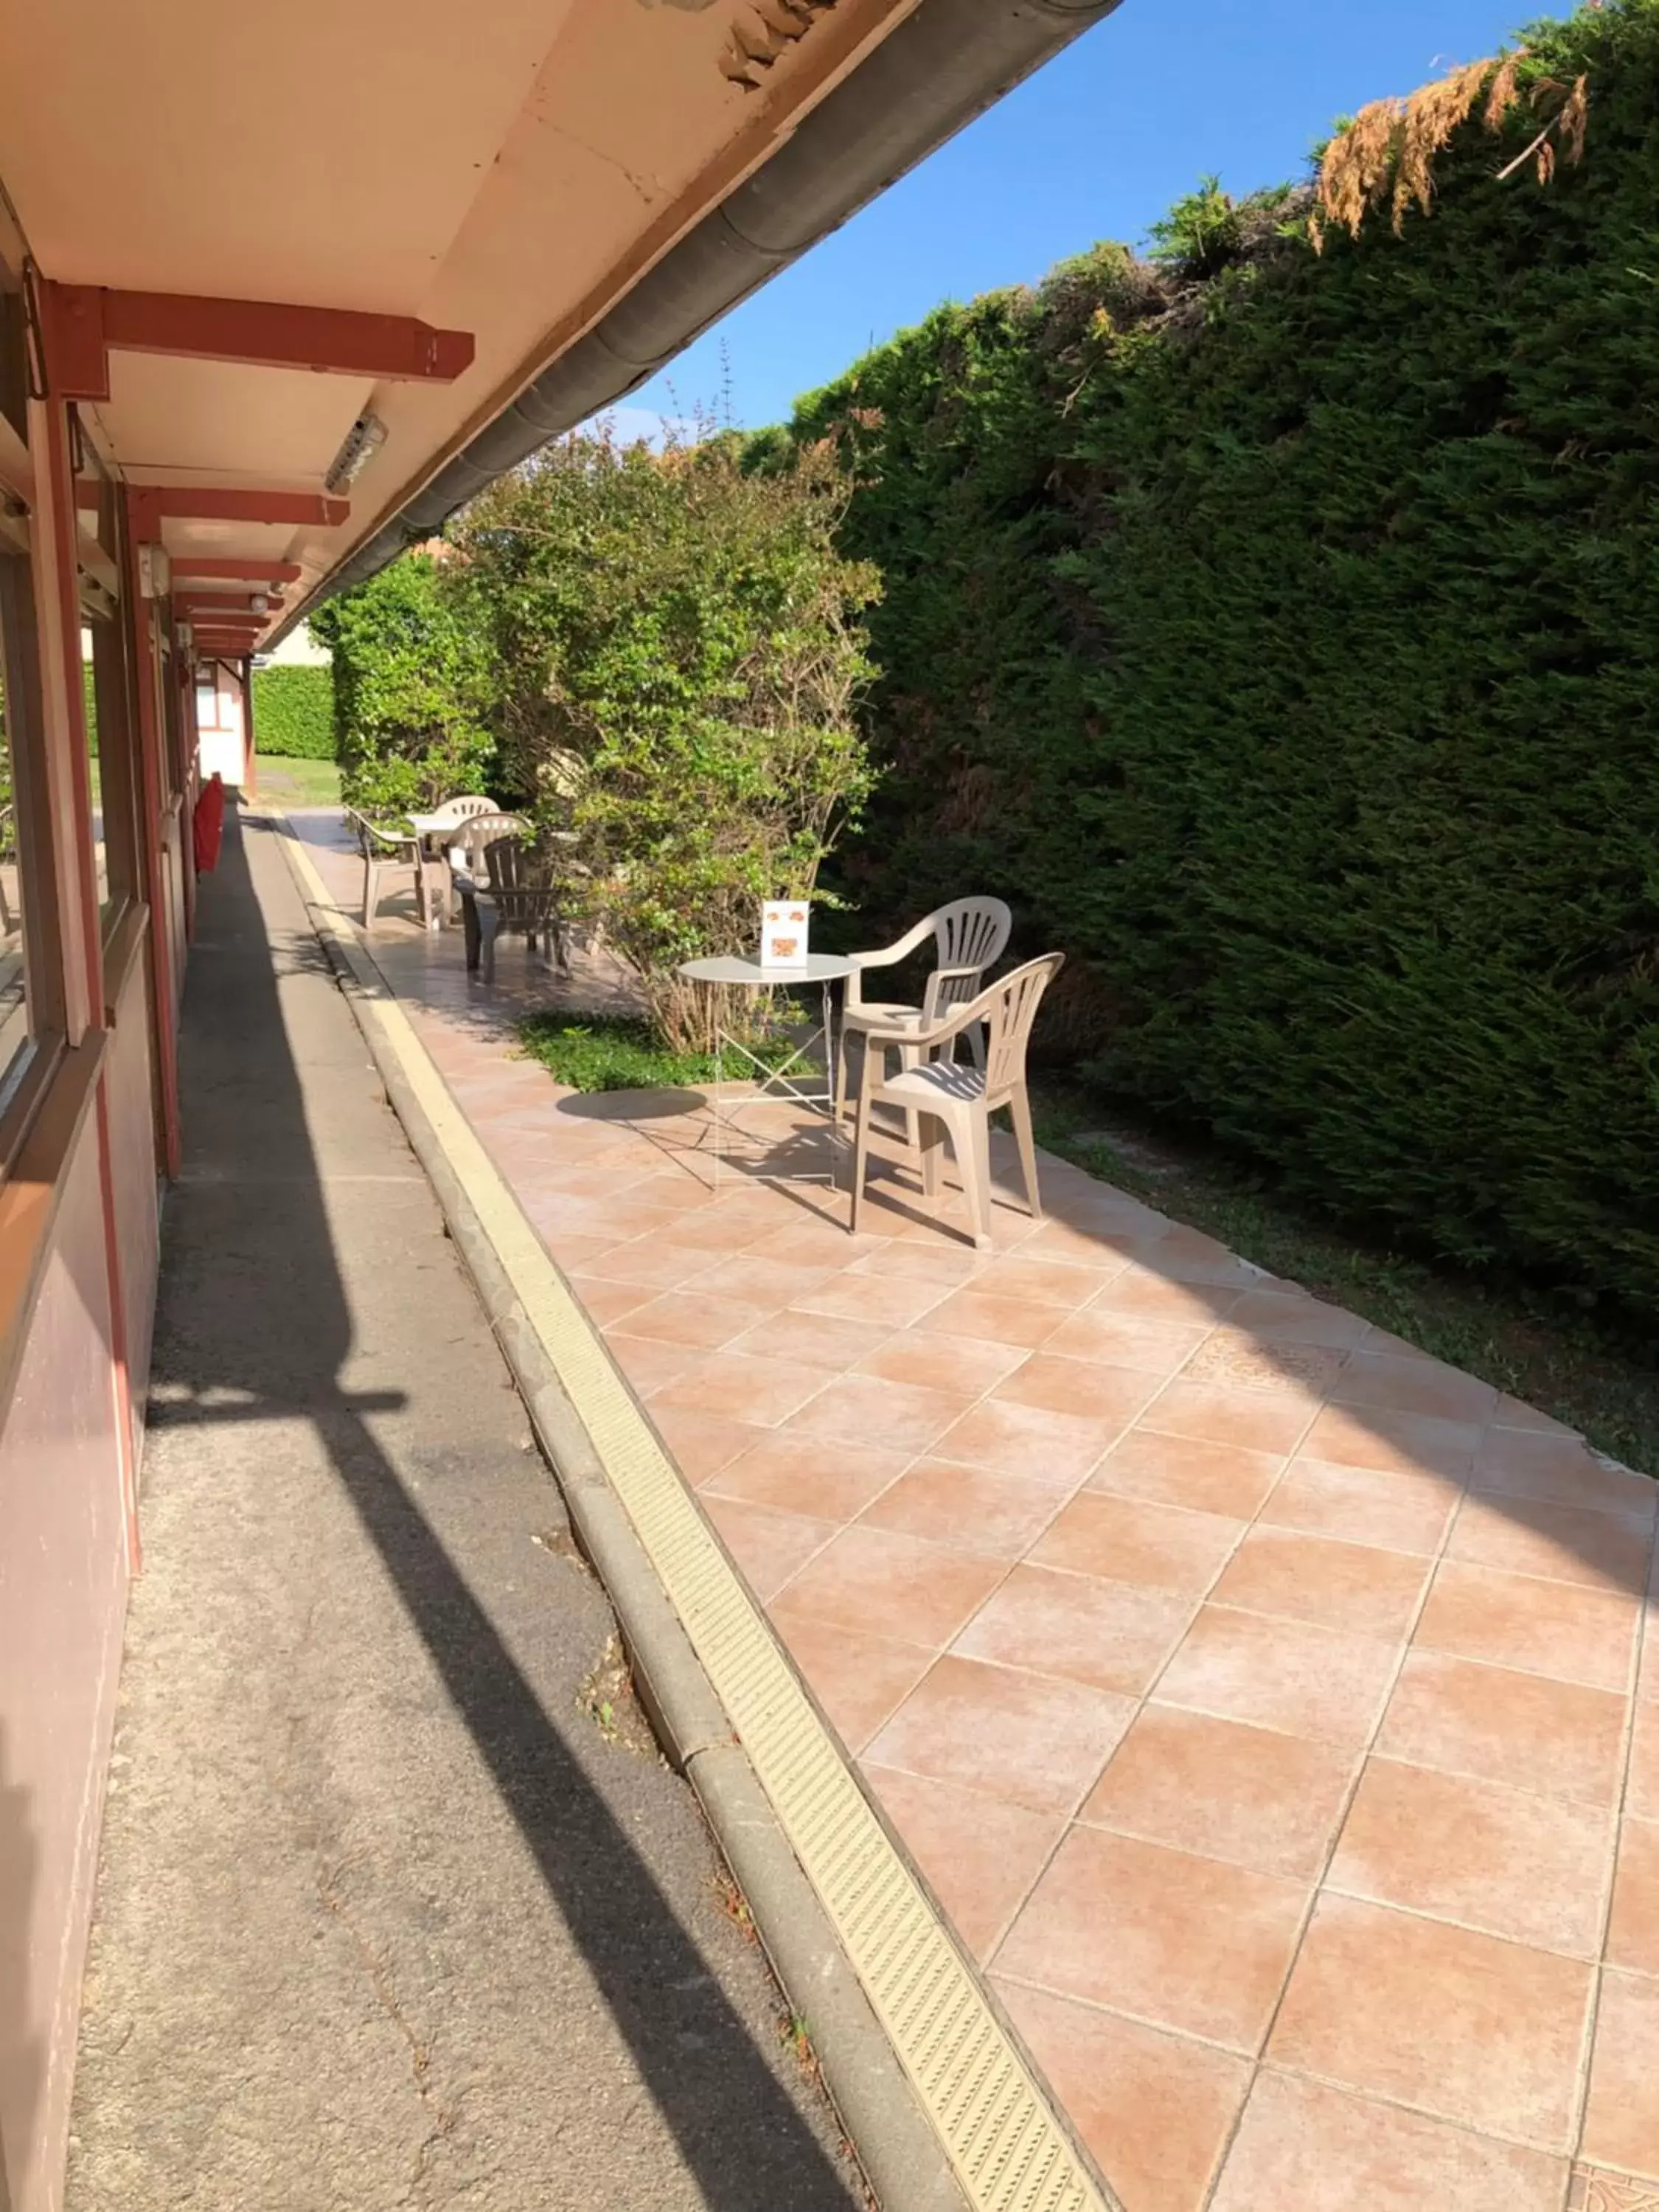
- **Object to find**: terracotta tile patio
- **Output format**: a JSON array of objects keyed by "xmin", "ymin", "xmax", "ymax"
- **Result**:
[{"xmin": 286, "ymin": 807, "xmax": 1659, "ymax": 2212}]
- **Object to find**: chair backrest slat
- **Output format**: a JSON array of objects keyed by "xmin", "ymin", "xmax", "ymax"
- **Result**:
[
  {"xmin": 922, "ymin": 897, "xmax": 1012, "ymax": 1020},
  {"xmin": 980, "ymin": 952, "xmax": 1064, "ymax": 1097},
  {"xmin": 484, "ymin": 837, "xmax": 539, "ymax": 895},
  {"xmin": 453, "ymin": 813, "xmax": 529, "ymax": 869}
]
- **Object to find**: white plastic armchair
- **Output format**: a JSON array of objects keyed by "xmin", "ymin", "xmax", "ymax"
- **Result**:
[
  {"xmin": 835, "ymin": 896, "xmax": 1012, "ymax": 1126},
  {"xmin": 849, "ymin": 953, "xmax": 1063, "ymax": 1251},
  {"xmin": 417, "ymin": 793, "xmax": 497, "ymax": 924},
  {"xmin": 346, "ymin": 807, "xmax": 425, "ymax": 928}
]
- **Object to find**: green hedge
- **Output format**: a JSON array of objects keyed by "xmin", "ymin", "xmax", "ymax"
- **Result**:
[
  {"xmin": 307, "ymin": 554, "xmax": 495, "ymax": 813},
  {"xmin": 784, "ymin": 0, "xmax": 1659, "ymax": 1310},
  {"xmin": 251, "ymin": 663, "xmax": 335, "ymax": 758}
]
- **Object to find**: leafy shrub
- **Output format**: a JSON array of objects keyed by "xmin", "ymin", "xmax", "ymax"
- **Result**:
[
  {"xmin": 308, "ymin": 554, "xmax": 493, "ymax": 815},
  {"xmin": 787, "ymin": 0, "xmax": 1659, "ymax": 1310},
  {"xmin": 251, "ymin": 664, "xmax": 335, "ymax": 759},
  {"xmin": 453, "ymin": 426, "xmax": 878, "ymax": 1048}
]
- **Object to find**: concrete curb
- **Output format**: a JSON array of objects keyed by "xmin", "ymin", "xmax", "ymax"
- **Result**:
[{"xmin": 265, "ymin": 811, "xmax": 971, "ymax": 2212}]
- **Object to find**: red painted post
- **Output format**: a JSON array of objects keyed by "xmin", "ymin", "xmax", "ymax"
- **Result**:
[{"xmin": 118, "ymin": 485, "xmax": 183, "ymax": 1178}]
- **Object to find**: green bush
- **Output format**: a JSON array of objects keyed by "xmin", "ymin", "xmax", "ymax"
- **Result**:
[
  {"xmin": 251, "ymin": 664, "xmax": 335, "ymax": 759},
  {"xmin": 308, "ymin": 554, "xmax": 494, "ymax": 814},
  {"xmin": 785, "ymin": 0, "xmax": 1659, "ymax": 1311},
  {"xmin": 454, "ymin": 428, "xmax": 877, "ymax": 1049}
]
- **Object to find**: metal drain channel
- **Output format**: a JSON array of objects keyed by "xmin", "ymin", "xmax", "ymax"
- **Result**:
[{"xmin": 282, "ymin": 828, "xmax": 1116, "ymax": 2212}]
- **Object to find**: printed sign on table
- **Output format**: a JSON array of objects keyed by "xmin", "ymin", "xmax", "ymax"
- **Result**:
[{"xmin": 759, "ymin": 899, "xmax": 811, "ymax": 968}]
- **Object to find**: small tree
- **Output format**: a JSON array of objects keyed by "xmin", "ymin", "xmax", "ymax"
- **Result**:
[
  {"xmin": 309, "ymin": 552, "xmax": 493, "ymax": 816},
  {"xmin": 453, "ymin": 426, "xmax": 879, "ymax": 1048}
]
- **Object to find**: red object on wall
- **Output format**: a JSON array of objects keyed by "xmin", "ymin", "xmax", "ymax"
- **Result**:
[{"xmin": 192, "ymin": 771, "xmax": 226, "ymax": 874}]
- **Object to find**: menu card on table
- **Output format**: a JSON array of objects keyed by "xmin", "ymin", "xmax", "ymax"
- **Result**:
[{"xmin": 759, "ymin": 900, "xmax": 811, "ymax": 967}]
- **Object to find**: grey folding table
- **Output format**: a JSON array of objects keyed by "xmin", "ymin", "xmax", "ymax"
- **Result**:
[{"xmin": 676, "ymin": 951, "xmax": 854, "ymax": 1186}]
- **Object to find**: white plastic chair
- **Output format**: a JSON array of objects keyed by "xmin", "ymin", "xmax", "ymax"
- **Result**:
[
  {"xmin": 849, "ymin": 953, "xmax": 1063, "ymax": 1251},
  {"xmin": 420, "ymin": 793, "xmax": 496, "ymax": 924},
  {"xmin": 834, "ymin": 897, "xmax": 1012, "ymax": 1138},
  {"xmin": 347, "ymin": 808, "xmax": 425, "ymax": 929}
]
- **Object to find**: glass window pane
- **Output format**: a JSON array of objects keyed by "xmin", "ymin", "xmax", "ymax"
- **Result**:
[
  {"xmin": 0, "ymin": 616, "xmax": 27, "ymax": 1082},
  {"xmin": 81, "ymin": 622, "xmax": 111, "ymax": 917}
]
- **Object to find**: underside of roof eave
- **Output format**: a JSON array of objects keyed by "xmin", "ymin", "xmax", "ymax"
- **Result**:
[{"xmin": 271, "ymin": 0, "xmax": 1121, "ymax": 642}]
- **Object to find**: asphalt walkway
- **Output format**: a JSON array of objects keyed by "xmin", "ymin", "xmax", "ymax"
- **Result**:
[{"xmin": 66, "ymin": 806, "xmax": 863, "ymax": 2211}]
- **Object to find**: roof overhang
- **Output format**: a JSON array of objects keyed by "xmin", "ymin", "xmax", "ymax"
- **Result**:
[{"xmin": 0, "ymin": 0, "xmax": 1121, "ymax": 653}]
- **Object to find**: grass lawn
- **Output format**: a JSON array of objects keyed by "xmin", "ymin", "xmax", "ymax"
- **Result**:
[
  {"xmin": 255, "ymin": 757, "xmax": 342, "ymax": 807},
  {"xmin": 516, "ymin": 1011, "xmax": 804, "ymax": 1093},
  {"xmin": 1033, "ymin": 1082, "xmax": 1659, "ymax": 1479}
]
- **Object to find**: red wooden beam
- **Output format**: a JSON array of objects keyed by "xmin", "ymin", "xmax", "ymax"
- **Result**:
[
  {"xmin": 167, "ymin": 558, "xmax": 304, "ymax": 584},
  {"xmin": 128, "ymin": 486, "xmax": 349, "ymax": 529},
  {"xmin": 38, "ymin": 279, "xmax": 473, "ymax": 402}
]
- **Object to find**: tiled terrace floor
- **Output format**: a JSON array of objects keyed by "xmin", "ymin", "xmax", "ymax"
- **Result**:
[{"xmin": 291, "ymin": 807, "xmax": 1659, "ymax": 2212}]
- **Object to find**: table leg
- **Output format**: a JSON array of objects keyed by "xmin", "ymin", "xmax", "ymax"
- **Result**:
[{"xmin": 822, "ymin": 978, "xmax": 841, "ymax": 1187}]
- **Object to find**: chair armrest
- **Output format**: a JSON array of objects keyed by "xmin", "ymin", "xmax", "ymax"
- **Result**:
[
  {"xmin": 848, "ymin": 914, "xmax": 936, "ymax": 972},
  {"xmin": 855, "ymin": 1013, "xmax": 951, "ymax": 1049},
  {"xmin": 348, "ymin": 810, "xmax": 416, "ymax": 857},
  {"xmin": 922, "ymin": 961, "xmax": 985, "ymax": 1022},
  {"xmin": 863, "ymin": 975, "xmax": 1000, "ymax": 1056},
  {"xmin": 846, "ymin": 913, "xmax": 939, "ymax": 1009},
  {"xmin": 855, "ymin": 990, "xmax": 988, "ymax": 1102}
]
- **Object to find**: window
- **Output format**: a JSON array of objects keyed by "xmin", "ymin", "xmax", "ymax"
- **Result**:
[
  {"xmin": 0, "ymin": 271, "xmax": 64, "ymax": 1139},
  {"xmin": 0, "ymin": 538, "xmax": 57, "ymax": 1119},
  {"xmin": 73, "ymin": 423, "xmax": 139, "ymax": 933},
  {"xmin": 0, "ymin": 591, "xmax": 25, "ymax": 1085}
]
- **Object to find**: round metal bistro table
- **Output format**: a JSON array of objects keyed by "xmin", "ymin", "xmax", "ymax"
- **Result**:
[{"xmin": 676, "ymin": 952, "xmax": 854, "ymax": 1189}]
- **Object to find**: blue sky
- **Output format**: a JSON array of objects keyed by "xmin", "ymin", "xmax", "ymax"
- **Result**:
[{"xmin": 619, "ymin": 0, "xmax": 1535, "ymax": 434}]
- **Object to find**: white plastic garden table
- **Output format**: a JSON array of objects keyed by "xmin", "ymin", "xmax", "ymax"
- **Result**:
[{"xmin": 676, "ymin": 952, "xmax": 854, "ymax": 1188}]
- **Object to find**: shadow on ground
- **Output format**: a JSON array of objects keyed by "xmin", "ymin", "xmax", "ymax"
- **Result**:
[{"xmin": 67, "ymin": 806, "xmax": 862, "ymax": 2211}]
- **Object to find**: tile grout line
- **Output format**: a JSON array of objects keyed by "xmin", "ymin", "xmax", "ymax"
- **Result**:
[
  {"xmin": 834, "ymin": 1283, "xmax": 1424, "ymax": 1992},
  {"xmin": 1190, "ymin": 1424, "xmax": 1486, "ymax": 2209},
  {"xmin": 978, "ymin": 1348, "xmax": 1341, "ymax": 2025},
  {"xmin": 1564, "ymin": 1526, "xmax": 1656, "ymax": 2202},
  {"xmin": 745, "ymin": 1247, "xmax": 1208, "ymax": 1641},
  {"xmin": 984, "ymin": 1964, "xmax": 1623, "ymax": 2166},
  {"xmin": 846, "ymin": 1276, "xmax": 1284, "ymax": 1995}
]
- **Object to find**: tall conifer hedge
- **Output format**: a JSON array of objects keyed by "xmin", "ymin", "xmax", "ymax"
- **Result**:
[{"xmin": 785, "ymin": 1, "xmax": 1659, "ymax": 1307}]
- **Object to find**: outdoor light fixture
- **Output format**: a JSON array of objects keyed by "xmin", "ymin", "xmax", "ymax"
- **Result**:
[
  {"xmin": 136, "ymin": 542, "xmax": 171, "ymax": 598},
  {"xmin": 324, "ymin": 411, "xmax": 388, "ymax": 495}
]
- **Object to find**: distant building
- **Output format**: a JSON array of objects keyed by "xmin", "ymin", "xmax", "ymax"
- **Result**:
[{"xmin": 257, "ymin": 619, "xmax": 331, "ymax": 669}]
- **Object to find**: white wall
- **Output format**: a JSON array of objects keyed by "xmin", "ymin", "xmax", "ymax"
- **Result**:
[{"xmin": 257, "ymin": 622, "xmax": 330, "ymax": 669}]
